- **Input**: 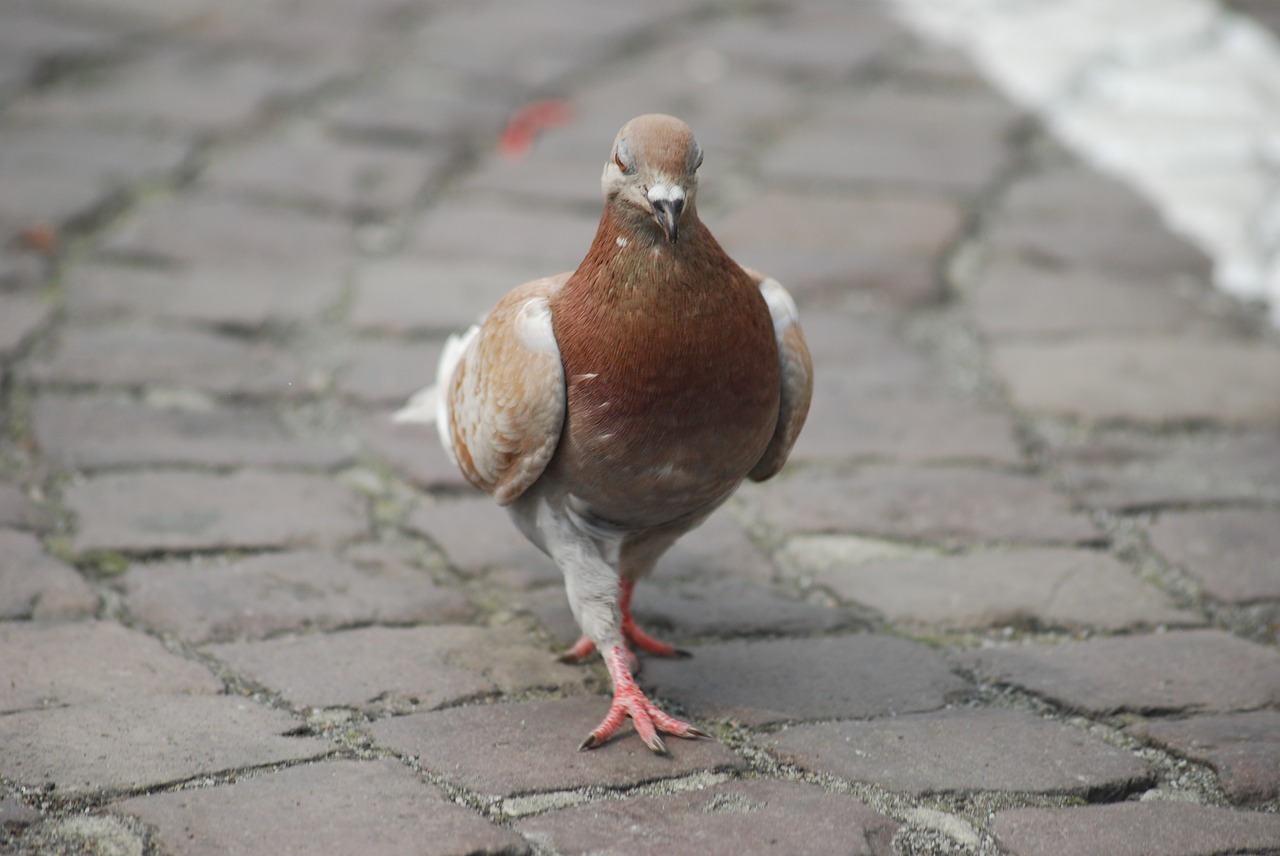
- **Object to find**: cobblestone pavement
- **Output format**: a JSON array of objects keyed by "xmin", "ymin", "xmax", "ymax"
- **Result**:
[{"xmin": 1, "ymin": 1, "xmax": 1279, "ymax": 854}]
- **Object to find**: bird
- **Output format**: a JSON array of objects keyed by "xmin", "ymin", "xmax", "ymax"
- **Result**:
[{"xmin": 396, "ymin": 113, "xmax": 813, "ymax": 753}]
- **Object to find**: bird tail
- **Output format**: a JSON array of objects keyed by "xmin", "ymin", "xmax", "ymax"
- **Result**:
[{"xmin": 393, "ymin": 325, "xmax": 480, "ymax": 464}]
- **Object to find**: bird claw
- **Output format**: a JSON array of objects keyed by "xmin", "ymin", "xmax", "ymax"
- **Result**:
[{"xmin": 578, "ymin": 646, "xmax": 707, "ymax": 753}]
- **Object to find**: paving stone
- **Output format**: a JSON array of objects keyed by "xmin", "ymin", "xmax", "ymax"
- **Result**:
[
  {"xmin": 1126, "ymin": 710, "xmax": 1280, "ymax": 805},
  {"xmin": 715, "ymin": 189, "xmax": 963, "ymax": 307},
  {"xmin": 793, "ymin": 390, "xmax": 1024, "ymax": 466},
  {"xmin": 771, "ymin": 708, "xmax": 1152, "ymax": 796},
  {"xmin": 411, "ymin": 198, "xmax": 596, "ymax": 269},
  {"xmin": 368, "ymin": 696, "xmax": 746, "ymax": 795},
  {"xmin": 33, "ymin": 395, "xmax": 352, "ymax": 472},
  {"xmin": 321, "ymin": 65, "xmax": 509, "ymax": 144},
  {"xmin": 1144, "ymin": 508, "xmax": 1280, "ymax": 604},
  {"xmin": 0, "ymin": 620, "xmax": 220, "ymax": 714},
  {"xmin": 350, "ymin": 257, "xmax": 542, "ymax": 336},
  {"xmin": 0, "ymin": 695, "xmax": 328, "ymax": 793},
  {"xmin": 990, "ymin": 338, "xmax": 1280, "ymax": 424},
  {"xmin": 0, "ymin": 796, "xmax": 40, "ymax": 830},
  {"xmin": 404, "ymin": 495, "xmax": 557, "ymax": 587},
  {"xmin": 66, "ymin": 471, "xmax": 368, "ymax": 555},
  {"xmin": 0, "ymin": 482, "xmax": 54, "ymax": 532},
  {"xmin": 762, "ymin": 88, "xmax": 1019, "ymax": 193},
  {"xmin": 338, "ymin": 339, "xmax": 443, "ymax": 404},
  {"xmin": 206, "ymin": 625, "xmax": 585, "ymax": 714},
  {"xmin": 202, "ymin": 130, "xmax": 442, "ymax": 216},
  {"xmin": 1051, "ymin": 428, "xmax": 1280, "ymax": 510},
  {"xmin": 115, "ymin": 759, "xmax": 528, "ymax": 856},
  {"xmin": 789, "ymin": 312, "xmax": 942, "ymax": 396},
  {"xmin": 364, "ymin": 411, "xmax": 473, "ymax": 491},
  {"xmin": 0, "ymin": 529, "xmax": 98, "ymax": 620},
  {"xmin": 519, "ymin": 778, "xmax": 899, "ymax": 856},
  {"xmin": 991, "ymin": 802, "xmax": 1280, "ymax": 856},
  {"xmin": 0, "ymin": 292, "xmax": 52, "ymax": 357},
  {"xmin": 643, "ymin": 635, "xmax": 970, "ymax": 726},
  {"xmin": 809, "ymin": 547, "xmax": 1199, "ymax": 632},
  {"xmin": 99, "ymin": 195, "xmax": 353, "ymax": 265},
  {"xmin": 22, "ymin": 323, "xmax": 314, "ymax": 397},
  {"xmin": 967, "ymin": 260, "xmax": 1215, "ymax": 338},
  {"xmin": 123, "ymin": 550, "xmax": 473, "ymax": 644},
  {"xmin": 956, "ymin": 630, "xmax": 1280, "ymax": 715},
  {"xmin": 753, "ymin": 465, "xmax": 1098, "ymax": 546},
  {"xmin": 64, "ymin": 262, "xmax": 347, "ymax": 329}
]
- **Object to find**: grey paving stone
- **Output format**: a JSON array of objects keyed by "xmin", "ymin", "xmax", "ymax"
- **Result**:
[
  {"xmin": 0, "ymin": 482, "xmax": 54, "ymax": 532},
  {"xmin": 411, "ymin": 198, "xmax": 596, "ymax": 269},
  {"xmin": 404, "ymin": 494, "xmax": 557, "ymax": 588},
  {"xmin": 0, "ymin": 528, "xmax": 98, "ymax": 620},
  {"xmin": 0, "ymin": 696, "xmax": 328, "ymax": 794},
  {"xmin": 0, "ymin": 796, "xmax": 40, "ymax": 830},
  {"xmin": 771, "ymin": 708, "xmax": 1152, "ymax": 796},
  {"xmin": 321, "ymin": 65, "xmax": 509, "ymax": 144},
  {"xmin": 33, "ymin": 395, "xmax": 352, "ymax": 472},
  {"xmin": 1145, "ymin": 508, "xmax": 1280, "ymax": 604},
  {"xmin": 990, "ymin": 339, "xmax": 1280, "ymax": 424},
  {"xmin": 368, "ymin": 696, "xmax": 745, "ymax": 795},
  {"xmin": 991, "ymin": 802, "xmax": 1280, "ymax": 856},
  {"xmin": 99, "ymin": 194, "xmax": 352, "ymax": 265},
  {"xmin": 643, "ymin": 635, "xmax": 970, "ymax": 726},
  {"xmin": 956, "ymin": 630, "xmax": 1280, "ymax": 715},
  {"xmin": 66, "ymin": 471, "xmax": 368, "ymax": 555},
  {"xmin": 715, "ymin": 189, "xmax": 963, "ymax": 307},
  {"xmin": 0, "ymin": 620, "xmax": 220, "ymax": 714},
  {"xmin": 785, "ymin": 312, "xmax": 941, "ymax": 397},
  {"xmin": 753, "ymin": 465, "xmax": 1098, "ymax": 547},
  {"xmin": 115, "ymin": 759, "xmax": 528, "ymax": 856},
  {"xmin": 520, "ymin": 778, "xmax": 898, "ymax": 856},
  {"xmin": 808, "ymin": 547, "xmax": 1199, "ymax": 632},
  {"xmin": 967, "ymin": 260, "xmax": 1215, "ymax": 338},
  {"xmin": 337, "ymin": 339, "xmax": 443, "ymax": 404},
  {"xmin": 206, "ymin": 625, "xmax": 585, "ymax": 714},
  {"xmin": 1127, "ymin": 710, "xmax": 1280, "ymax": 805},
  {"xmin": 1051, "ymin": 427, "xmax": 1280, "ymax": 510},
  {"xmin": 364, "ymin": 411, "xmax": 473, "ymax": 491},
  {"xmin": 350, "ymin": 258, "xmax": 541, "ymax": 336},
  {"xmin": 123, "ymin": 550, "xmax": 473, "ymax": 644},
  {"xmin": 0, "ymin": 293, "xmax": 52, "ymax": 357},
  {"xmin": 64, "ymin": 262, "xmax": 347, "ymax": 329},
  {"xmin": 22, "ymin": 323, "xmax": 313, "ymax": 398}
]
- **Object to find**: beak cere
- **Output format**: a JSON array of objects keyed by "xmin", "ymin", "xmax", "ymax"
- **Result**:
[{"xmin": 647, "ymin": 184, "xmax": 685, "ymax": 243}]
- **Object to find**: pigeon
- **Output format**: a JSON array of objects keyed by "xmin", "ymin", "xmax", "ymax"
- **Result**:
[{"xmin": 396, "ymin": 114, "xmax": 813, "ymax": 753}]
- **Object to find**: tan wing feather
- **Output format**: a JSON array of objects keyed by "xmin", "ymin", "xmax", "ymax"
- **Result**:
[
  {"xmin": 745, "ymin": 271, "xmax": 814, "ymax": 482},
  {"xmin": 446, "ymin": 274, "xmax": 569, "ymax": 505}
]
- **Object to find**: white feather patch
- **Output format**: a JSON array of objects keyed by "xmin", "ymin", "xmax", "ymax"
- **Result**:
[{"xmin": 759, "ymin": 277, "xmax": 800, "ymax": 330}]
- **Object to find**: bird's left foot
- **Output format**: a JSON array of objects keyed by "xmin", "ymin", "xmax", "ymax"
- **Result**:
[{"xmin": 579, "ymin": 646, "xmax": 708, "ymax": 753}]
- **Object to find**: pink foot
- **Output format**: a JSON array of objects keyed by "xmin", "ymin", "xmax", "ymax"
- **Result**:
[{"xmin": 579, "ymin": 646, "xmax": 707, "ymax": 754}]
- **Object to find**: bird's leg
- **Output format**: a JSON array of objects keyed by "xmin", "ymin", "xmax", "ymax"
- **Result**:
[
  {"xmin": 559, "ymin": 578, "xmax": 687, "ymax": 665},
  {"xmin": 579, "ymin": 644, "xmax": 708, "ymax": 754}
]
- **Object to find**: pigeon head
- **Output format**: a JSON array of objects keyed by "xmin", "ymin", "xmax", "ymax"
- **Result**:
[{"xmin": 602, "ymin": 114, "xmax": 703, "ymax": 244}]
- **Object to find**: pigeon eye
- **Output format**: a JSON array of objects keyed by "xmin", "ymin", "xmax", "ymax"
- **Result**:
[
  {"xmin": 613, "ymin": 140, "xmax": 635, "ymax": 174},
  {"xmin": 614, "ymin": 150, "xmax": 634, "ymax": 174}
]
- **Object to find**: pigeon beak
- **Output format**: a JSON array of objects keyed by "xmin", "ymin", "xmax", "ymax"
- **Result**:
[{"xmin": 647, "ymin": 185, "xmax": 686, "ymax": 243}]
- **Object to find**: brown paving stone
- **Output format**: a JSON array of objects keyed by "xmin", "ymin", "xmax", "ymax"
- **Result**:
[
  {"xmin": 991, "ymin": 802, "xmax": 1280, "ymax": 856},
  {"xmin": 1051, "ymin": 427, "xmax": 1280, "ymax": 510},
  {"xmin": 956, "ymin": 630, "xmax": 1280, "ymax": 715},
  {"xmin": 116, "ymin": 760, "xmax": 527, "ymax": 856},
  {"xmin": 99, "ymin": 194, "xmax": 352, "ymax": 265},
  {"xmin": 0, "ymin": 621, "xmax": 220, "ymax": 714},
  {"xmin": 0, "ymin": 292, "xmax": 51, "ymax": 357},
  {"xmin": 520, "ymin": 778, "xmax": 898, "ymax": 856},
  {"xmin": 206, "ymin": 625, "xmax": 585, "ymax": 714},
  {"xmin": 350, "ymin": 258, "xmax": 541, "ymax": 336},
  {"xmin": 1126, "ymin": 710, "xmax": 1280, "ymax": 805},
  {"xmin": 65, "ymin": 262, "xmax": 347, "ymax": 329},
  {"xmin": 1145, "ymin": 508, "xmax": 1280, "ymax": 604},
  {"xmin": 753, "ymin": 465, "xmax": 1098, "ymax": 546},
  {"xmin": 644, "ymin": 635, "xmax": 969, "ymax": 726},
  {"xmin": 337, "ymin": 339, "xmax": 443, "ymax": 404},
  {"xmin": 33, "ymin": 395, "xmax": 352, "ymax": 472},
  {"xmin": 810, "ymin": 547, "xmax": 1199, "ymax": 632},
  {"xmin": 0, "ymin": 529, "xmax": 98, "ymax": 620},
  {"xmin": 771, "ymin": 708, "xmax": 1152, "ymax": 796},
  {"xmin": 368, "ymin": 696, "xmax": 745, "ymax": 796},
  {"xmin": 67, "ymin": 470, "xmax": 368, "ymax": 555},
  {"xmin": 0, "ymin": 482, "xmax": 54, "ymax": 532},
  {"xmin": 0, "ymin": 696, "xmax": 328, "ymax": 793},
  {"xmin": 123, "ymin": 550, "xmax": 473, "ymax": 644},
  {"xmin": 22, "ymin": 323, "xmax": 313, "ymax": 397},
  {"xmin": 990, "ymin": 339, "xmax": 1280, "ymax": 424}
]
